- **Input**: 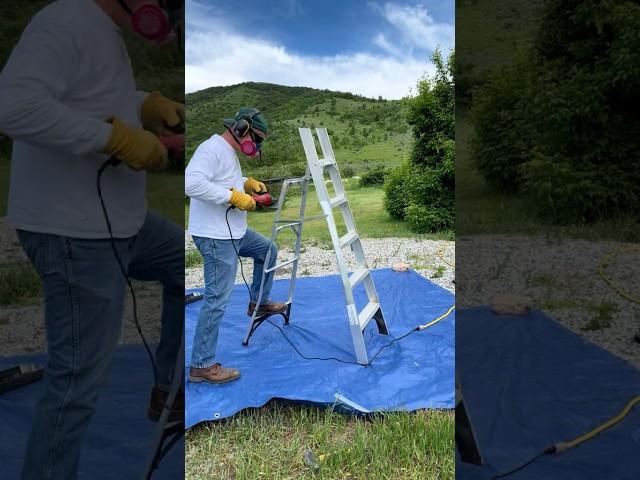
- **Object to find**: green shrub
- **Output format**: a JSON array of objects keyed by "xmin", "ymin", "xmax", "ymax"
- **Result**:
[
  {"xmin": 288, "ymin": 163, "xmax": 307, "ymax": 177},
  {"xmin": 0, "ymin": 263, "xmax": 41, "ymax": 305},
  {"xmin": 359, "ymin": 166, "xmax": 387, "ymax": 186},
  {"xmin": 384, "ymin": 49, "xmax": 455, "ymax": 232},
  {"xmin": 471, "ymin": 59, "xmax": 533, "ymax": 191},
  {"xmin": 470, "ymin": 1, "xmax": 640, "ymax": 223},
  {"xmin": 341, "ymin": 165, "xmax": 355, "ymax": 178},
  {"xmin": 383, "ymin": 160, "xmax": 412, "ymax": 219}
]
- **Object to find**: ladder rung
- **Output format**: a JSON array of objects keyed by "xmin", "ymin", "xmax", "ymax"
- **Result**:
[
  {"xmin": 330, "ymin": 194, "xmax": 347, "ymax": 208},
  {"xmin": 319, "ymin": 158, "xmax": 335, "ymax": 168},
  {"xmin": 286, "ymin": 177, "xmax": 309, "ymax": 184},
  {"xmin": 276, "ymin": 221, "xmax": 302, "ymax": 231},
  {"xmin": 339, "ymin": 231, "xmax": 358, "ymax": 249},
  {"xmin": 265, "ymin": 257, "xmax": 299, "ymax": 273},
  {"xmin": 358, "ymin": 302, "xmax": 380, "ymax": 329},
  {"xmin": 274, "ymin": 214, "xmax": 327, "ymax": 225},
  {"xmin": 302, "ymin": 214, "xmax": 329, "ymax": 221},
  {"xmin": 349, "ymin": 269, "xmax": 369, "ymax": 289}
]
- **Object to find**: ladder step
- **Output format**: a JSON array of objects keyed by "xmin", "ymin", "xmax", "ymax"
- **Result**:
[
  {"xmin": 358, "ymin": 302, "xmax": 380, "ymax": 330},
  {"xmin": 274, "ymin": 214, "xmax": 327, "ymax": 224},
  {"xmin": 330, "ymin": 194, "xmax": 347, "ymax": 208},
  {"xmin": 319, "ymin": 158, "xmax": 335, "ymax": 168},
  {"xmin": 349, "ymin": 269, "xmax": 370, "ymax": 289},
  {"xmin": 339, "ymin": 231, "xmax": 358, "ymax": 249},
  {"xmin": 265, "ymin": 257, "xmax": 299, "ymax": 273},
  {"xmin": 286, "ymin": 177, "xmax": 308, "ymax": 184},
  {"xmin": 276, "ymin": 221, "xmax": 302, "ymax": 232}
]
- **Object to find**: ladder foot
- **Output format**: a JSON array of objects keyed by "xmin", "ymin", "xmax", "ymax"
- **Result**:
[{"xmin": 282, "ymin": 303, "xmax": 292, "ymax": 325}]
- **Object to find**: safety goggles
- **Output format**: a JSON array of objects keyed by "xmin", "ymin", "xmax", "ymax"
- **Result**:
[{"xmin": 250, "ymin": 130, "xmax": 265, "ymax": 146}]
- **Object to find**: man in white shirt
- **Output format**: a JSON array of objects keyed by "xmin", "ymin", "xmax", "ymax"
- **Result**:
[
  {"xmin": 185, "ymin": 107, "xmax": 286, "ymax": 384},
  {"xmin": 0, "ymin": 1, "xmax": 184, "ymax": 478}
]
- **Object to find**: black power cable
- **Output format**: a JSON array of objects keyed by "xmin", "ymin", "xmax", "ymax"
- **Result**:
[
  {"xmin": 97, "ymin": 158, "xmax": 158, "ymax": 386},
  {"xmin": 266, "ymin": 318, "xmax": 420, "ymax": 366},
  {"xmin": 223, "ymin": 205, "xmax": 430, "ymax": 367},
  {"xmin": 225, "ymin": 206, "xmax": 252, "ymax": 300},
  {"xmin": 489, "ymin": 447, "xmax": 554, "ymax": 479}
]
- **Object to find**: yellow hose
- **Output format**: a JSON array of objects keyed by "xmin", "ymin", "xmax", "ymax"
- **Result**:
[
  {"xmin": 436, "ymin": 245, "xmax": 455, "ymax": 268},
  {"xmin": 417, "ymin": 305, "xmax": 455, "ymax": 330},
  {"xmin": 554, "ymin": 395, "xmax": 640, "ymax": 453},
  {"xmin": 598, "ymin": 245, "xmax": 640, "ymax": 305}
]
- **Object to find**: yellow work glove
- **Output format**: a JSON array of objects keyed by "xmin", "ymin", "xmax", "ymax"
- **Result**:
[
  {"xmin": 229, "ymin": 188, "xmax": 256, "ymax": 211},
  {"xmin": 244, "ymin": 177, "xmax": 267, "ymax": 194},
  {"xmin": 140, "ymin": 91, "xmax": 185, "ymax": 132},
  {"xmin": 102, "ymin": 117, "xmax": 168, "ymax": 171}
]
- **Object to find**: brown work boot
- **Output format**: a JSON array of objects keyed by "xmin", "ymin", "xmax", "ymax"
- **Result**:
[
  {"xmin": 247, "ymin": 300, "xmax": 287, "ymax": 317},
  {"xmin": 148, "ymin": 384, "xmax": 184, "ymax": 423},
  {"xmin": 188, "ymin": 363, "xmax": 240, "ymax": 384}
]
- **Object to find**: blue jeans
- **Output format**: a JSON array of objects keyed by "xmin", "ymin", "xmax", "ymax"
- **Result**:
[
  {"xmin": 190, "ymin": 228, "xmax": 278, "ymax": 369},
  {"xmin": 17, "ymin": 212, "xmax": 183, "ymax": 480}
]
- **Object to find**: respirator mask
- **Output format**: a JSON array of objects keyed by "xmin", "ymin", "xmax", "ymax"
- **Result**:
[{"xmin": 117, "ymin": 0, "xmax": 182, "ymax": 43}]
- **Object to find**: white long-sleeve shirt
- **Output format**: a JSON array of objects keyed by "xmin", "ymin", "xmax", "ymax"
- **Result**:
[
  {"xmin": 0, "ymin": 0, "xmax": 147, "ymax": 238},
  {"xmin": 185, "ymin": 134, "xmax": 248, "ymax": 239}
]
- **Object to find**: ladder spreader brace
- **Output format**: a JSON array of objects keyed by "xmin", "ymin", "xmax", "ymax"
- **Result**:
[{"xmin": 242, "ymin": 128, "xmax": 389, "ymax": 365}]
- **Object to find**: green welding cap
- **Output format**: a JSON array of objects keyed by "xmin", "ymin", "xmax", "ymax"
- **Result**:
[{"xmin": 223, "ymin": 107, "xmax": 269, "ymax": 137}]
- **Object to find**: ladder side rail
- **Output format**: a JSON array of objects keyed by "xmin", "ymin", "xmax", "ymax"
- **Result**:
[
  {"xmin": 299, "ymin": 128, "xmax": 356, "ymax": 307},
  {"xmin": 252, "ymin": 178, "xmax": 292, "ymax": 311},
  {"xmin": 286, "ymin": 176, "xmax": 310, "ymax": 304}
]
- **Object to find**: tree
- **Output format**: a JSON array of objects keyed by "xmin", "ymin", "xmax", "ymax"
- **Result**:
[
  {"xmin": 384, "ymin": 49, "xmax": 455, "ymax": 232},
  {"xmin": 472, "ymin": 0, "xmax": 640, "ymax": 223}
]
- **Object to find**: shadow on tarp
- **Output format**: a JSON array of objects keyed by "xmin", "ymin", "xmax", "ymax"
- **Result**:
[
  {"xmin": 185, "ymin": 268, "xmax": 455, "ymax": 428},
  {"xmin": 0, "ymin": 345, "xmax": 183, "ymax": 479},
  {"xmin": 456, "ymin": 307, "xmax": 640, "ymax": 480}
]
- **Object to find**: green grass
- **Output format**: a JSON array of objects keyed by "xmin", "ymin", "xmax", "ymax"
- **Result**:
[
  {"xmin": 186, "ymin": 402, "xmax": 454, "ymax": 480},
  {"xmin": 185, "ymin": 248, "xmax": 202, "ymax": 268},
  {"xmin": 185, "ymin": 184, "xmax": 452, "ymax": 253},
  {"xmin": 0, "ymin": 262, "xmax": 41, "ymax": 306}
]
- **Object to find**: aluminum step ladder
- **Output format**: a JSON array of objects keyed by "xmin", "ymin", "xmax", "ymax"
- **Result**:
[{"xmin": 243, "ymin": 127, "xmax": 389, "ymax": 365}]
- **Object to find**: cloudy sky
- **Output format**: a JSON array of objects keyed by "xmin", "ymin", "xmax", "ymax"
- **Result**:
[{"xmin": 185, "ymin": 0, "xmax": 454, "ymax": 99}]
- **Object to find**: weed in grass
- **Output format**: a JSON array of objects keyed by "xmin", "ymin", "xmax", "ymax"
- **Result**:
[
  {"xmin": 185, "ymin": 249, "xmax": 203, "ymax": 268},
  {"xmin": 431, "ymin": 265, "xmax": 446, "ymax": 279},
  {"xmin": 0, "ymin": 263, "xmax": 42, "ymax": 306},
  {"xmin": 583, "ymin": 301, "xmax": 617, "ymax": 331},
  {"xmin": 540, "ymin": 298, "xmax": 581, "ymax": 311}
]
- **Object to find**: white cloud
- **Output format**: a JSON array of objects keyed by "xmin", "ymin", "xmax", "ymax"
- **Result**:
[
  {"xmin": 380, "ymin": 3, "xmax": 454, "ymax": 53},
  {"xmin": 185, "ymin": 1, "xmax": 450, "ymax": 99}
]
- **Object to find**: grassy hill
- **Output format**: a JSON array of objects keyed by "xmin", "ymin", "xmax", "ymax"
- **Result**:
[{"xmin": 186, "ymin": 82, "xmax": 413, "ymax": 180}]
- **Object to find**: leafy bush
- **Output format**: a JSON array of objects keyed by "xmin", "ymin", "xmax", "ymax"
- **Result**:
[
  {"xmin": 471, "ymin": 59, "xmax": 532, "ymax": 191},
  {"xmin": 359, "ymin": 166, "xmax": 387, "ymax": 186},
  {"xmin": 288, "ymin": 163, "xmax": 307, "ymax": 177},
  {"xmin": 384, "ymin": 49, "xmax": 455, "ymax": 232},
  {"xmin": 341, "ymin": 165, "xmax": 355, "ymax": 178},
  {"xmin": 471, "ymin": 1, "xmax": 640, "ymax": 223},
  {"xmin": 383, "ymin": 160, "xmax": 412, "ymax": 218}
]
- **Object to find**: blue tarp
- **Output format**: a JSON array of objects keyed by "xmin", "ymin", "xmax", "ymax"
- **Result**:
[
  {"xmin": 0, "ymin": 345, "xmax": 183, "ymax": 479},
  {"xmin": 456, "ymin": 307, "xmax": 640, "ymax": 479},
  {"xmin": 185, "ymin": 268, "xmax": 455, "ymax": 427}
]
